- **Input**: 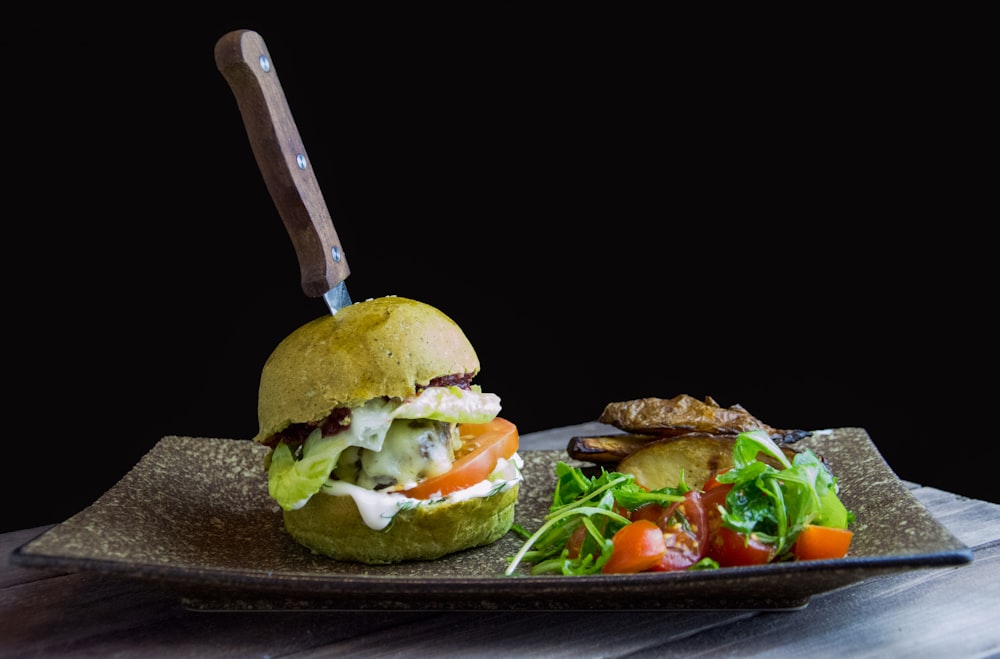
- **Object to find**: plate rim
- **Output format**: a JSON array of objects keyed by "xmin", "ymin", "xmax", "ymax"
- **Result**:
[{"xmin": 10, "ymin": 428, "xmax": 973, "ymax": 610}]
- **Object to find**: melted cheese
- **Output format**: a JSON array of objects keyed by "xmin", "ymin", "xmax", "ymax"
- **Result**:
[{"xmin": 339, "ymin": 419, "xmax": 457, "ymax": 489}]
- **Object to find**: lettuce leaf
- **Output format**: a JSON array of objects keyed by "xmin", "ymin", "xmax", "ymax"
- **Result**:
[
  {"xmin": 393, "ymin": 386, "xmax": 501, "ymax": 423},
  {"xmin": 268, "ymin": 430, "xmax": 353, "ymax": 510}
]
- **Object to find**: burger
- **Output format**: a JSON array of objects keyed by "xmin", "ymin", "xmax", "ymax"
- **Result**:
[{"xmin": 253, "ymin": 295, "xmax": 522, "ymax": 564}]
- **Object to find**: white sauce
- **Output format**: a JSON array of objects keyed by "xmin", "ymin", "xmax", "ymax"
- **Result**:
[
  {"xmin": 322, "ymin": 481, "xmax": 409, "ymax": 529},
  {"xmin": 319, "ymin": 452, "xmax": 524, "ymax": 531}
]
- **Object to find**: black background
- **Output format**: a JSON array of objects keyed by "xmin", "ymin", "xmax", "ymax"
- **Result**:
[{"xmin": 4, "ymin": 10, "xmax": 991, "ymax": 533}]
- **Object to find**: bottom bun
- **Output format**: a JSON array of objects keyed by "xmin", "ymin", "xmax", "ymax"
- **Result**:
[{"xmin": 282, "ymin": 485, "xmax": 520, "ymax": 564}]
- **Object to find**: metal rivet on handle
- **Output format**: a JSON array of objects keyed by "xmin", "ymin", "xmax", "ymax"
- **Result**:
[
  {"xmin": 331, "ymin": 246, "xmax": 343, "ymax": 262},
  {"xmin": 296, "ymin": 154, "xmax": 307, "ymax": 170},
  {"xmin": 258, "ymin": 54, "xmax": 271, "ymax": 73}
]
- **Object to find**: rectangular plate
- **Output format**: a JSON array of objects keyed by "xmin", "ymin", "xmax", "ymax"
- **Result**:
[{"xmin": 11, "ymin": 428, "xmax": 972, "ymax": 611}]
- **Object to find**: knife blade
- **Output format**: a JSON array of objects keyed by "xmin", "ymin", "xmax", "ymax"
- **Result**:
[{"xmin": 214, "ymin": 30, "xmax": 351, "ymax": 314}]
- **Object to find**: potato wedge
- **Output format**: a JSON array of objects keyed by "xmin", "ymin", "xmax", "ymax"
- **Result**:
[{"xmin": 616, "ymin": 433, "xmax": 800, "ymax": 491}]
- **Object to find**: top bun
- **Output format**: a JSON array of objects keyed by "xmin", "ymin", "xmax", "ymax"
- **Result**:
[{"xmin": 254, "ymin": 296, "xmax": 480, "ymax": 444}]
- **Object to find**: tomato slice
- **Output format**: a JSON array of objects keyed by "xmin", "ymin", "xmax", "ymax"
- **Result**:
[{"xmin": 400, "ymin": 417, "xmax": 518, "ymax": 499}]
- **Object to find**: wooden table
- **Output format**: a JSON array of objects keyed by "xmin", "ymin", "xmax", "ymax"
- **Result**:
[{"xmin": 3, "ymin": 425, "xmax": 999, "ymax": 657}]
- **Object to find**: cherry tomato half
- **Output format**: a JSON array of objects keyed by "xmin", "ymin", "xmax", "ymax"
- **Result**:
[
  {"xmin": 602, "ymin": 520, "xmax": 667, "ymax": 574},
  {"xmin": 646, "ymin": 490, "xmax": 708, "ymax": 572},
  {"xmin": 708, "ymin": 526, "xmax": 775, "ymax": 566}
]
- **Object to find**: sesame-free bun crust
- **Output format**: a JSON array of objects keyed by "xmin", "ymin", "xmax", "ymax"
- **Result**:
[
  {"xmin": 255, "ymin": 296, "xmax": 480, "ymax": 444},
  {"xmin": 283, "ymin": 484, "xmax": 519, "ymax": 563}
]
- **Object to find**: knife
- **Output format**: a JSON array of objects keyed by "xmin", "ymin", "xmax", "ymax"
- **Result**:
[{"xmin": 214, "ymin": 30, "xmax": 351, "ymax": 313}]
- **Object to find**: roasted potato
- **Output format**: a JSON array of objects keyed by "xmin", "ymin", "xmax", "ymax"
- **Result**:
[{"xmin": 615, "ymin": 433, "xmax": 801, "ymax": 491}]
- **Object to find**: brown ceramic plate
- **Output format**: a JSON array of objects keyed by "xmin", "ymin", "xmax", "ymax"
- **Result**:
[{"xmin": 11, "ymin": 427, "xmax": 971, "ymax": 611}]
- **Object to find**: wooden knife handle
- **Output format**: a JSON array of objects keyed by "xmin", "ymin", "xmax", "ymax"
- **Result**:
[{"xmin": 214, "ymin": 30, "xmax": 349, "ymax": 298}]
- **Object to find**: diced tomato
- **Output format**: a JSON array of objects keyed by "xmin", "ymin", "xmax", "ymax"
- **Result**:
[
  {"xmin": 601, "ymin": 520, "xmax": 668, "ymax": 574},
  {"xmin": 400, "ymin": 417, "xmax": 518, "ymax": 499},
  {"xmin": 793, "ymin": 524, "xmax": 854, "ymax": 561}
]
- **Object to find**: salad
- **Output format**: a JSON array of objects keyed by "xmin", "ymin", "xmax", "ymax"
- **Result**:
[{"xmin": 506, "ymin": 430, "xmax": 854, "ymax": 576}]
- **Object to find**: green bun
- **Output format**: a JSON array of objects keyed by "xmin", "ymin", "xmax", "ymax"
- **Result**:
[
  {"xmin": 254, "ymin": 296, "xmax": 481, "ymax": 444},
  {"xmin": 283, "ymin": 484, "xmax": 520, "ymax": 564}
]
